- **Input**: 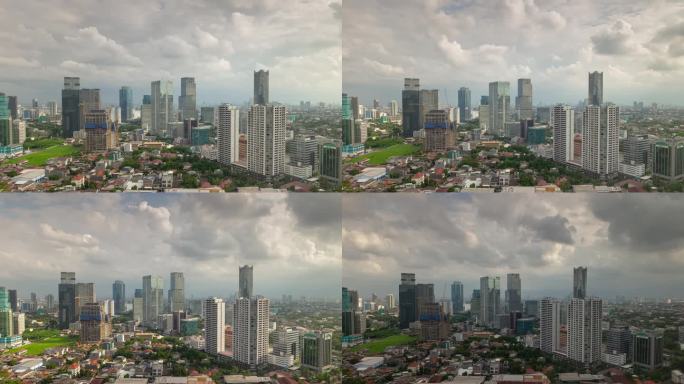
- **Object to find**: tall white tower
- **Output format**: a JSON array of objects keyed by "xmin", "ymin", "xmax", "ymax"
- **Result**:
[
  {"xmin": 204, "ymin": 297, "xmax": 226, "ymax": 355},
  {"xmin": 217, "ymin": 104, "xmax": 240, "ymax": 165}
]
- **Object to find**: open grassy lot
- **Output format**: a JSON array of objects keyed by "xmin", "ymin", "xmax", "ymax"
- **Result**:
[
  {"xmin": 4, "ymin": 145, "xmax": 80, "ymax": 167},
  {"xmin": 348, "ymin": 144, "xmax": 421, "ymax": 165},
  {"xmin": 8, "ymin": 330, "xmax": 78, "ymax": 356},
  {"xmin": 350, "ymin": 334, "xmax": 417, "ymax": 354}
]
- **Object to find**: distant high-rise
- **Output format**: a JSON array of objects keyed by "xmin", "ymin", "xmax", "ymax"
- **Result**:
[
  {"xmin": 553, "ymin": 104, "xmax": 575, "ymax": 163},
  {"xmin": 301, "ymin": 331, "xmax": 333, "ymax": 372},
  {"xmin": 133, "ymin": 289, "xmax": 143, "ymax": 324},
  {"xmin": 254, "ymin": 70, "xmax": 269, "ymax": 105},
  {"xmin": 119, "ymin": 86, "xmax": 133, "ymax": 122},
  {"xmin": 402, "ymin": 78, "xmax": 421, "ymax": 137},
  {"xmin": 142, "ymin": 275, "xmax": 163, "ymax": 326},
  {"xmin": 539, "ymin": 298, "xmax": 562, "ymax": 354},
  {"xmin": 342, "ymin": 287, "xmax": 359, "ymax": 336},
  {"xmin": 168, "ymin": 272, "xmax": 185, "ymax": 312},
  {"xmin": 58, "ymin": 272, "xmax": 76, "ymax": 329},
  {"xmin": 423, "ymin": 109, "xmax": 450, "ymax": 152},
  {"xmin": 7, "ymin": 289, "xmax": 17, "ymax": 313},
  {"xmin": 415, "ymin": 283, "xmax": 435, "ymax": 322},
  {"xmin": 573, "ymin": 267, "xmax": 587, "ymax": 299},
  {"xmin": 516, "ymin": 79, "xmax": 533, "ymax": 120},
  {"xmin": 0, "ymin": 287, "xmax": 13, "ymax": 337},
  {"xmin": 83, "ymin": 109, "xmax": 118, "ymax": 152},
  {"xmin": 470, "ymin": 290, "xmax": 481, "ymax": 320},
  {"xmin": 505, "ymin": 273, "xmax": 522, "ymax": 313},
  {"xmin": 204, "ymin": 297, "xmax": 226, "ymax": 355},
  {"xmin": 151, "ymin": 80, "xmax": 174, "ymax": 135},
  {"xmin": 479, "ymin": 276, "xmax": 501, "ymax": 328},
  {"xmin": 457, "ymin": 87, "xmax": 471, "ymax": 121},
  {"xmin": 567, "ymin": 297, "xmax": 602, "ymax": 364},
  {"xmin": 239, "ymin": 265, "xmax": 253, "ymax": 299},
  {"xmin": 399, "ymin": 273, "xmax": 416, "ymax": 329},
  {"xmin": 217, "ymin": 104, "xmax": 240, "ymax": 165},
  {"xmin": 385, "ymin": 293, "xmax": 395, "ymax": 309},
  {"xmin": 582, "ymin": 105, "xmax": 619, "ymax": 179},
  {"xmin": 450, "ymin": 281, "xmax": 464, "ymax": 313},
  {"xmin": 488, "ymin": 81, "xmax": 511, "ymax": 136},
  {"xmin": 80, "ymin": 302, "xmax": 109, "ymax": 343},
  {"xmin": 419, "ymin": 89, "xmax": 439, "ymax": 129},
  {"xmin": 247, "ymin": 104, "xmax": 286, "ymax": 177},
  {"xmin": 651, "ymin": 138, "xmax": 684, "ymax": 181},
  {"xmin": 233, "ymin": 296, "xmax": 270, "ymax": 367},
  {"xmin": 7, "ymin": 96, "xmax": 17, "ymax": 121},
  {"xmin": 79, "ymin": 88, "xmax": 101, "ymax": 132},
  {"xmin": 390, "ymin": 100, "xmax": 398, "ymax": 116},
  {"xmin": 112, "ymin": 280, "xmax": 125, "ymax": 315},
  {"xmin": 179, "ymin": 77, "xmax": 197, "ymax": 120},
  {"xmin": 75, "ymin": 282, "xmax": 95, "ymax": 318},
  {"xmin": 588, "ymin": 71, "xmax": 603, "ymax": 106},
  {"xmin": 141, "ymin": 94, "xmax": 152, "ymax": 130},
  {"xmin": 61, "ymin": 77, "xmax": 80, "ymax": 138},
  {"xmin": 319, "ymin": 141, "xmax": 342, "ymax": 187},
  {"xmin": 631, "ymin": 330, "xmax": 663, "ymax": 369}
]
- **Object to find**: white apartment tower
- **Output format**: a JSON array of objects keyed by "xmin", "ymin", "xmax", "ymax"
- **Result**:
[
  {"xmin": 233, "ymin": 296, "xmax": 270, "ymax": 367},
  {"xmin": 553, "ymin": 104, "xmax": 575, "ymax": 163},
  {"xmin": 540, "ymin": 298, "xmax": 563, "ymax": 354},
  {"xmin": 247, "ymin": 105, "xmax": 286, "ymax": 177},
  {"xmin": 217, "ymin": 104, "xmax": 240, "ymax": 165},
  {"xmin": 582, "ymin": 105, "xmax": 619, "ymax": 179},
  {"xmin": 567, "ymin": 297, "xmax": 603, "ymax": 364},
  {"xmin": 204, "ymin": 297, "xmax": 226, "ymax": 355}
]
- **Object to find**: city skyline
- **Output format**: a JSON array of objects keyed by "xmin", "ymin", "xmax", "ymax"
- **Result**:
[
  {"xmin": 0, "ymin": 0, "xmax": 342, "ymax": 105},
  {"xmin": 0, "ymin": 194, "xmax": 341, "ymax": 299},
  {"xmin": 342, "ymin": 195, "xmax": 684, "ymax": 299},
  {"xmin": 343, "ymin": 0, "xmax": 684, "ymax": 106}
]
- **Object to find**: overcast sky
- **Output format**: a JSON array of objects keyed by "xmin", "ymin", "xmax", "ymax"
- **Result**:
[
  {"xmin": 343, "ymin": 194, "xmax": 684, "ymax": 301},
  {"xmin": 343, "ymin": 0, "xmax": 684, "ymax": 107},
  {"xmin": 0, "ymin": 194, "xmax": 341, "ymax": 301},
  {"xmin": 0, "ymin": 0, "xmax": 341, "ymax": 106}
]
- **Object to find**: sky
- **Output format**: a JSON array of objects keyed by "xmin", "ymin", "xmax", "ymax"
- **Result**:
[
  {"xmin": 0, "ymin": 194, "xmax": 341, "ymax": 301},
  {"xmin": 342, "ymin": 194, "xmax": 684, "ymax": 300},
  {"xmin": 343, "ymin": 0, "xmax": 684, "ymax": 107},
  {"xmin": 0, "ymin": 0, "xmax": 341, "ymax": 106}
]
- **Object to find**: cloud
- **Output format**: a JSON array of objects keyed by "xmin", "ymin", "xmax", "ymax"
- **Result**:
[{"xmin": 40, "ymin": 224, "xmax": 99, "ymax": 248}]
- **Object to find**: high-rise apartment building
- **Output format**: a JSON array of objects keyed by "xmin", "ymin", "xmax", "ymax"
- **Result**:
[
  {"xmin": 168, "ymin": 272, "xmax": 185, "ymax": 312},
  {"xmin": 506, "ymin": 273, "xmax": 522, "ymax": 313},
  {"xmin": 582, "ymin": 105, "xmax": 619, "ymax": 179},
  {"xmin": 424, "ymin": 109, "xmax": 450, "ymax": 152},
  {"xmin": 179, "ymin": 77, "xmax": 197, "ymax": 120},
  {"xmin": 79, "ymin": 88, "xmax": 101, "ymax": 132},
  {"xmin": 151, "ymin": 80, "xmax": 174, "ymax": 135},
  {"xmin": 83, "ymin": 109, "xmax": 117, "ymax": 152},
  {"xmin": 301, "ymin": 331, "xmax": 333, "ymax": 372},
  {"xmin": 247, "ymin": 105, "xmax": 286, "ymax": 177},
  {"xmin": 573, "ymin": 267, "xmax": 587, "ymax": 299},
  {"xmin": 540, "ymin": 298, "xmax": 562, "ymax": 354},
  {"xmin": 419, "ymin": 89, "xmax": 439, "ymax": 130},
  {"xmin": 217, "ymin": 104, "xmax": 240, "ymax": 165},
  {"xmin": 75, "ymin": 282, "xmax": 95, "ymax": 318},
  {"xmin": 567, "ymin": 297, "xmax": 602, "ymax": 364},
  {"xmin": 588, "ymin": 72, "xmax": 603, "ymax": 106},
  {"xmin": 254, "ymin": 70, "xmax": 269, "ymax": 105},
  {"xmin": 480, "ymin": 276, "xmax": 501, "ymax": 328},
  {"xmin": 112, "ymin": 280, "xmax": 125, "ymax": 315},
  {"xmin": 204, "ymin": 297, "xmax": 226, "ymax": 355},
  {"xmin": 233, "ymin": 296, "xmax": 270, "ymax": 367},
  {"xmin": 133, "ymin": 289, "xmax": 143, "ymax": 324},
  {"xmin": 80, "ymin": 302, "xmax": 110, "ymax": 343},
  {"xmin": 239, "ymin": 265, "xmax": 253, "ymax": 299},
  {"xmin": 0, "ymin": 287, "xmax": 13, "ymax": 337},
  {"xmin": 553, "ymin": 104, "xmax": 575, "ymax": 163}
]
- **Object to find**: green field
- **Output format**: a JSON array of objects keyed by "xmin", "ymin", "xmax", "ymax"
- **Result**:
[
  {"xmin": 348, "ymin": 144, "xmax": 421, "ymax": 165},
  {"xmin": 9, "ymin": 335, "xmax": 78, "ymax": 356},
  {"xmin": 350, "ymin": 334, "xmax": 417, "ymax": 354},
  {"xmin": 4, "ymin": 145, "xmax": 80, "ymax": 167}
]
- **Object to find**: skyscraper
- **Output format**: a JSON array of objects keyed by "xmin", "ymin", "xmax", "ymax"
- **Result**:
[
  {"xmin": 423, "ymin": 109, "xmax": 450, "ymax": 152},
  {"xmin": 112, "ymin": 280, "xmax": 125, "ymax": 315},
  {"xmin": 399, "ymin": 273, "xmax": 416, "ymax": 329},
  {"xmin": 457, "ymin": 87, "xmax": 471, "ymax": 121},
  {"xmin": 142, "ymin": 275, "xmax": 163, "ymax": 326},
  {"xmin": 631, "ymin": 330, "xmax": 663, "ymax": 369},
  {"xmin": 247, "ymin": 104, "xmax": 286, "ymax": 177},
  {"xmin": 179, "ymin": 77, "xmax": 197, "ymax": 120},
  {"xmin": 239, "ymin": 265, "xmax": 253, "ymax": 299},
  {"xmin": 342, "ymin": 287, "xmax": 359, "ymax": 336},
  {"xmin": 119, "ymin": 86, "xmax": 133, "ymax": 122},
  {"xmin": 553, "ymin": 104, "xmax": 575, "ymax": 163},
  {"xmin": 470, "ymin": 290, "xmax": 481, "ymax": 320},
  {"xmin": 450, "ymin": 281, "xmax": 464, "ymax": 313},
  {"xmin": 133, "ymin": 289, "xmax": 143, "ymax": 324},
  {"xmin": 168, "ymin": 272, "xmax": 185, "ymax": 312},
  {"xmin": 588, "ymin": 71, "xmax": 603, "ymax": 106},
  {"xmin": 151, "ymin": 80, "xmax": 174, "ymax": 135},
  {"xmin": 75, "ymin": 282, "xmax": 95, "ymax": 318},
  {"xmin": 319, "ymin": 141, "xmax": 342, "ymax": 187},
  {"xmin": 516, "ymin": 79, "xmax": 533, "ymax": 120},
  {"xmin": 415, "ymin": 283, "xmax": 435, "ymax": 322},
  {"xmin": 216, "ymin": 103, "xmax": 240, "ymax": 165},
  {"xmin": 58, "ymin": 272, "xmax": 76, "ymax": 329},
  {"xmin": 204, "ymin": 297, "xmax": 226, "ymax": 355},
  {"xmin": 7, "ymin": 289, "xmax": 17, "ymax": 313},
  {"xmin": 7, "ymin": 95, "xmax": 17, "ymax": 121},
  {"xmin": 567, "ymin": 297, "xmax": 602, "ymax": 364},
  {"xmin": 488, "ymin": 81, "xmax": 511, "ymax": 136},
  {"xmin": 83, "ymin": 109, "xmax": 117, "ymax": 152},
  {"xmin": 419, "ymin": 89, "xmax": 439, "ymax": 129},
  {"xmin": 79, "ymin": 88, "xmax": 101, "ymax": 132},
  {"xmin": 479, "ymin": 276, "xmax": 501, "ymax": 328},
  {"xmin": 80, "ymin": 302, "xmax": 109, "ymax": 343},
  {"xmin": 582, "ymin": 105, "xmax": 619, "ymax": 179},
  {"xmin": 233, "ymin": 296, "xmax": 270, "ymax": 367},
  {"xmin": 0, "ymin": 287, "xmax": 13, "ymax": 337},
  {"xmin": 254, "ymin": 70, "xmax": 269, "ymax": 105},
  {"xmin": 505, "ymin": 273, "xmax": 522, "ymax": 313},
  {"xmin": 301, "ymin": 331, "xmax": 333, "ymax": 372},
  {"xmin": 0, "ymin": 93, "xmax": 9, "ymax": 147},
  {"xmin": 61, "ymin": 77, "xmax": 80, "ymax": 138},
  {"xmin": 573, "ymin": 267, "xmax": 587, "ymax": 299},
  {"xmin": 402, "ymin": 78, "xmax": 421, "ymax": 137}
]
